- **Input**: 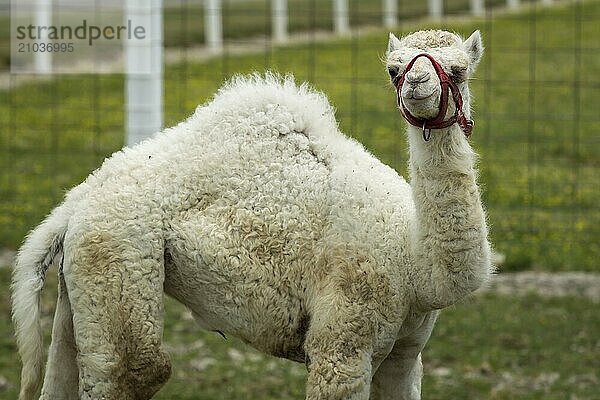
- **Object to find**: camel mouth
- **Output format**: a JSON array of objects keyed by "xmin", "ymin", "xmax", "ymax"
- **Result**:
[
  {"xmin": 405, "ymin": 91, "xmax": 435, "ymax": 101},
  {"xmin": 401, "ymin": 84, "xmax": 439, "ymax": 104},
  {"xmin": 400, "ymin": 85, "xmax": 441, "ymax": 120}
]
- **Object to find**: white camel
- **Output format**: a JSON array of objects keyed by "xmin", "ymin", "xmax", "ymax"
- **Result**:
[{"xmin": 12, "ymin": 29, "xmax": 491, "ymax": 400}]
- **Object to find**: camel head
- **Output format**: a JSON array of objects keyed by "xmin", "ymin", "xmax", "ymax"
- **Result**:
[{"xmin": 386, "ymin": 30, "xmax": 483, "ymax": 137}]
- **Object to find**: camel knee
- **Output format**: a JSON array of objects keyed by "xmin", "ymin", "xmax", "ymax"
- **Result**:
[
  {"xmin": 128, "ymin": 347, "xmax": 172, "ymax": 400},
  {"xmin": 305, "ymin": 339, "xmax": 372, "ymax": 400},
  {"xmin": 306, "ymin": 362, "xmax": 371, "ymax": 400},
  {"xmin": 76, "ymin": 342, "xmax": 170, "ymax": 400}
]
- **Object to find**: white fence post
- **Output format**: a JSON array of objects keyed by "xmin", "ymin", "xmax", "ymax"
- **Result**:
[
  {"xmin": 204, "ymin": 0, "xmax": 223, "ymax": 51},
  {"xmin": 470, "ymin": 0, "xmax": 484, "ymax": 16},
  {"xmin": 507, "ymin": 0, "xmax": 520, "ymax": 9},
  {"xmin": 125, "ymin": 0, "xmax": 163, "ymax": 146},
  {"xmin": 333, "ymin": 0, "xmax": 349, "ymax": 35},
  {"xmin": 34, "ymin": 0, "xmax": 52, "ymax": 74},
  {"xmin": 383, "ymin": 0, "xmax": 397, "ymax": 28},
  {"xmin": 428, "ymin": 0, "xmax": 443, "ymax": 20},
  {"xmin": 272, "ymin": 0, "xmax": 288, "ymax": 43}
]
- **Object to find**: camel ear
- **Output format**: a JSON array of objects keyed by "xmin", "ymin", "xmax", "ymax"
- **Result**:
[
  {"xmin": 463, "ymin": 30, "xmax": 484, "ymax": 67},
  {"xmin": 387, "ymin": 33, "xmax": 402, "ymax": 55}
]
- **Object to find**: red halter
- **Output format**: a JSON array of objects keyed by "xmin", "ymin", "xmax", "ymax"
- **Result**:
[{"xmin": 396, "ymin": 53, "xmax": 474, "ymax": 141}]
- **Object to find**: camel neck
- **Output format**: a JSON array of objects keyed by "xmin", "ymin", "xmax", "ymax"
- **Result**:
[
  {"xmin": 406, "ymin": 124, "xmax": 476, "ymax": 178},
  {"xmin": 405, "ymin": 124, "xmax": 491, "ymax": 310}
]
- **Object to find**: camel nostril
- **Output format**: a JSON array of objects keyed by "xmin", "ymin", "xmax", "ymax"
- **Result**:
[{"xmin": 406, "ymin": 70, "xmax": 430, "ymax": 84}]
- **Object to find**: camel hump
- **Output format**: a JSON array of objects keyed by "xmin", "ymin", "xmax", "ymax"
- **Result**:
[{"xmin": 190, "ymin": 72, "xmax": 339, "ymax": 141}]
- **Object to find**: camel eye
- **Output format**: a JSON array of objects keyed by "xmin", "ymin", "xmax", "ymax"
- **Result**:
[
  {"xmin": 388, "ymin": 65, "xmax": 400, "ymax": 80},
  {"xmin": 450, "ymin": 66, "xmax": 467, "ymax": 82}
]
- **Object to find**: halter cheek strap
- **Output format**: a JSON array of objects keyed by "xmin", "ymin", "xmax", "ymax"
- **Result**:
[{"xmin": 396, "ymin": 53, "xmax": 474, "ymax": 141}]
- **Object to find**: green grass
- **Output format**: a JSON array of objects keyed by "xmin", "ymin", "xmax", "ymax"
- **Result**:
[
  {"xmin": 1, "ymin": 1, "xmax": 599, "ymax": 271},
  {"xmin": 0, "ymin": 267, "xmax": 598, "ymax": 399}
]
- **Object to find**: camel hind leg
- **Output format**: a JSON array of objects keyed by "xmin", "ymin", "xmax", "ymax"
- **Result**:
[
  {"xmin": 64, "ymin": 227, "xmax": 171, "ymax": 399},
  {"xmin": 40, "ymin": 271, "xmax": 78, "ymax": 400}
]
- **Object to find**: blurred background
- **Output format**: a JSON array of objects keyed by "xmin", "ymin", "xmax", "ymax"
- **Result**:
[{"xmin": 0, "ymin": 0, "xmax": 598, "ymax": 399}]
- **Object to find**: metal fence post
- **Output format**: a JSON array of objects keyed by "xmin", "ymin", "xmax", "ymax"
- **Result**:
[
  {"xmin": 470, "ymin": 0, "xmax": 484, "ymax": 16},
  {"xmin": 34, "ymin": 0, "xmax": 52, "ymax": 74},
  {"xmin": 507, "ymin": 0, "xmax": 520, "ymax": 9},
  {"xmin": 125, "ymin": 0, "xmax": 163, "ymax": 146},
  {"xmin": 428, "ymin": 0, "xmax": 443, "ymax": 20},
  {"xmin": 333, "ymin": 0, "xmax": 349, "ymax": 34},
  {"xmin": 205, "ymin": 0, "xmax": 223, "ymax": 51},
  {"xmin": 272, "ymin": 0, "xmax": 288, "ymax": 43},
  {"xmin": 383, "ymin": 0, "xmax": 397, "ymax": 28}
]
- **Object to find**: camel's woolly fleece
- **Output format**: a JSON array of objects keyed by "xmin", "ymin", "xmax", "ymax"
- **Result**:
[{"xmin": 12, "ymin": 29, "xmax": 492, "ymax": 400}]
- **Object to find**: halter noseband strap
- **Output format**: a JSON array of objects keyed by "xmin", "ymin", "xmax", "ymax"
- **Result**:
[{"xmin": 396, "ymin": 53, "xmax": 474, "ymax": 140}]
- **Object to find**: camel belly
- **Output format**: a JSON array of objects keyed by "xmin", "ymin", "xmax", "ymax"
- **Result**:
[
  {"xmin": 191, "ymin": 301, "xmax": 309, "ymax": 363},
  {"xmin": 163, "ymin": 195, "xmax": 322, "ymax": 363},
  {"xmin": 164, "ymin": 253, "xmax": 310, "ymax": 363}
]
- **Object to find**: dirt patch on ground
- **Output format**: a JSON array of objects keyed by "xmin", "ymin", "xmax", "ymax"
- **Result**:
[{"xmin": 477, "ymin": 271, "xmax": 600, "ymax": 302}]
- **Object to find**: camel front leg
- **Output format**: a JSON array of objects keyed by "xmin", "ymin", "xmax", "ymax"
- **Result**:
[
  {"xmin": 304, "ymin": 294, "xmax": 375, "ymax": 400},
  {"xmin": 370, "ymin": 311, "xmax": 438, "ymax": 400},
  {"xmin": 304, "ymin": 329, "xmax": 373, "ymax": 399},
  {"xmin": 371, "ymin": 354, "xmax": 423, "ymax": 400}
]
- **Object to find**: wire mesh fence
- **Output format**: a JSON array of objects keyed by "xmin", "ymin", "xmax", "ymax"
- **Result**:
[{"xmin": 0, "ymin": 0, "xmax": 598, "ymax": 272}]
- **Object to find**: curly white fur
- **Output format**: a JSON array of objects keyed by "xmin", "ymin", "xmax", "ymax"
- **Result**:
[{"xmin": 12, "ymin": 30, "xmax": 491, "ymax": 400}]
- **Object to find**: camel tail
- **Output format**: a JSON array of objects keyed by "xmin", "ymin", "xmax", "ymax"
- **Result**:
[{"xmin": 11, "ymin": 203, "xmax": 70, "ymax": 400}]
